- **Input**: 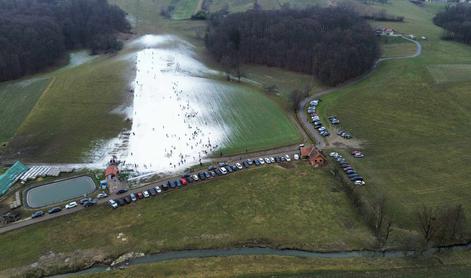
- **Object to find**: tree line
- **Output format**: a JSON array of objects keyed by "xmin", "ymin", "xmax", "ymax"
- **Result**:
[
  {"xmin": 434, "ymin": 4, "xmax": 471, "ymax": 45},
  {"xmin": 205, "ymin": 7, "xmax": 379, "ymax": 86},
  {"xmin": 0, "ymin": 0, "xmax": 130, "ymax": 82}
]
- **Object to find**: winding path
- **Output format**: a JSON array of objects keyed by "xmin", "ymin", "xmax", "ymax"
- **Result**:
[{"xmin": 297, "ymin": 35, "xmax": 422, "ymax": 149}]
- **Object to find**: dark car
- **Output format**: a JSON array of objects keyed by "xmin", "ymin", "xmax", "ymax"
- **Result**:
[
  {"xmin": 209, "ymin": 171, "xmax": 216, "ymax": 177},
  {"xmin": 242, "ymin": 161, "xmax": 249, "ymax": 168},
  {"xmin": 351, "ymin": 176, "xmax": 364, "ymax": 181},
  {"xmin": 149, "ymin": 188, "xmax": 157, "ymax": 196},
  {"xmin": 274, "ymin": 157, "xmax": 280, "ymax": 163},
  {"xmin": 84, "ymin": 199, "xmax": 97, "ymax": 207},
  {"xmin": 48, "ymin": 207, "xmax": 62, "ymax": 214},
  {"xmin": 218, "ymin": 162, "xmax": 227, "ymax": 167},
  {"xmin": 246, "ymin": 159, "xmax": 254, "ymax": 165},
  {"xmin": 215, "ymin": 168, "xmax": 222, "ymax": 175},
  {"xmin": 198, "ymin": 172, "xmax": 206, "ymax": 180},
  {"xmin": 184, "ymin": 175, "xmax": 194, "ymax": 183},
  {"xmin": 79, "ymin": 198, "xmax": 91, "ymax": 205},
  {"xmin": 208, "ymin": 166, "xmax": 217, "ymax": 171},
  {"xmin": 162, "ymin": 184, "xmax": 169, "ymax": 191},
  {"xmin": 254, "ymin": 159, "xmax": 261, "ymax": 166},
  {"xmin": 32, "ymin": 211, "xmax": 45, "ymax": 219},
  {"xmin": 116, "ymin": 198, "xmax": 126, "ymax": 206},
  {"xmin": 137, "ymin": 192, "xmax": 144, "ymax": 199},
  {"xmin": 204, "ymin": 172, "xmax": 211, "ymax": 179},
  {"xmin": 116, "ymin": 189, "xmax": 128, "ymax": 195},
  {"xmin": 226, "ymin": 166, "xmax": 233, "ymax": 173}
]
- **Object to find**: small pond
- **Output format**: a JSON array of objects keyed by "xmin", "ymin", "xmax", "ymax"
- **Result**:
[{"xmin": 25, "ymin": 176, "xmax": 96, "ymax": 208}]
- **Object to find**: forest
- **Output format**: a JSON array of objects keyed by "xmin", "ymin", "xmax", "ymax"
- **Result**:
[
  {"xmin": 434, "ymin": 4, "xmax": 471, "ymax": 45},
  {"xmin": 0, "ymin": 0, "xmax": 130, "ymax": 82},
  {"xmin": 205, "ymin": 7, "xmax": 379, "ymax": 86}
]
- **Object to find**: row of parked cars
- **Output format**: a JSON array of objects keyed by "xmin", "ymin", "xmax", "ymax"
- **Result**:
[
  {"xmin": 108, "ymin": 154, "xmax": 299, "ymax": 209},
  {"xmin": 31, "ymin": 193, "xmax": 108, "ymax": 219},
  {"xmin": 307, "ymin": 99, "xmax": 330, "ymax": 137},
  {"xmin": 329, "ymin": 152, "xmax": 366, "ymax": 186}
]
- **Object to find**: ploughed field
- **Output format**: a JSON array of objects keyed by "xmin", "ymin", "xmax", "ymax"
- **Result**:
[
  {"xmin": 0, "ymin": 163, "xmax": 374, "ymax": 271},
  {"xmin": 319, "ymin": 0, "xmax": 471, "ymax": 230}
]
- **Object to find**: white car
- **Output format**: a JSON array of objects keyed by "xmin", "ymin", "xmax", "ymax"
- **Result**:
[
  {"xmin": 155, "ymin": 186, "xmax": 162, "ymax": 194},
  {"xmin": 354, "ymin": 180, "xmax": 366, "ymax": 186},
  {"xmin": 220, "ymin": 167, "xmax": 228, "ymax": 175},
  {"xmin": 329, "ymin": 152, "xmax": 339, "ymax": 158},
  {"xmin": 143, "ymin": 190, "xmax": 150, "ymax": 198},
  {"xmin": 96, "ymin": 192, "xmax": 108, "ymax": 199},
  {"xmin": 285, "ymin": 154, "xmax": 291, "ymax": 162},
  {"xmin": 235, "ymin": 163, "xmax": 243, "ymax": 170},
  {"xmin": 270, "ymin": 157, "xmax": 275, "ymax": 163},
  {"xmin": 108, "ymin": 199, "xmax": 118, "ymax": 209},
  {"xmin": 294, "ymin": 154, "xmax": 300, "ymax": 160},
  {"xmin": 264, "ymin": 157, "xmax": 271, "ymax": 164},
  {"xmin": 65, "ymin": 201, "xmax": 78, "ymax": 209},
  {"xmin": 192, "ymin": 174, "xmax": 199, "ymax": 181},
  {"xmin": 258, "ymin": 158, "xmax": 265, "ymax": 165}
]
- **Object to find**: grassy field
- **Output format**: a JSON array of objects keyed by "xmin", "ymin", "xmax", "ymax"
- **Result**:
[
  {"xmin": 208, "ymin": 0, "xmax": 328, "ymax": 13},
  {"xmin": 0, "ymin": 78, "xmax": 51, "ymax": 145},
  {"xmin": 319, "ymin": 0, "xmax": 471, "ymax": 231},
  {"xmin": 0, "ymin": 163, "xmax": 374, "ymax": 271},
  {"xmin": 7, "ymin": 56, "xmax": 133, "ymax": 162},
  {"xmin": 170, "ymin": 0, "xmax": 199, "ymax": 20},
  {"xmin": 380, "ymin": 36, "xmax": 418, "ymax": 58},
  {"xmin": 82, "ymin": 252, "xmax": 471, "ymax": 278}
]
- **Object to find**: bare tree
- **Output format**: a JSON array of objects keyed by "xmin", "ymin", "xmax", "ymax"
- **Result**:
[
  {"xmin": 370, "ymin": 195, "xmax": 393, "ymax": 248},
  {"xmin": 417, "ymin": 206, "xmax": 437, "ymax": 245}
]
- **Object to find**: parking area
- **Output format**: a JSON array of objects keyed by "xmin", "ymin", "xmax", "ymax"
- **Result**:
[{"xmin": 107, "ymin": 153, "xmax": 302, "ymax": 209}]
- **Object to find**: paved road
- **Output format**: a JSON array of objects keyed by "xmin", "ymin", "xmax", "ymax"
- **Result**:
[
  {"xmin": 0, "ymin": 150, "xmax": 300, "ymax": 235},
  {"xmin": 297, "ymin": 35, "xmax": 422, "ymax": 150}
]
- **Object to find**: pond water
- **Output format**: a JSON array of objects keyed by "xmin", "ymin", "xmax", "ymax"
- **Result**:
[{"xmin": 25, "ymin": 176, "xmax": 96, "ymax": 208}]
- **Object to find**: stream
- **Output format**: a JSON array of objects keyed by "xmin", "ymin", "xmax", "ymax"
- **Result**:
[{"xmin": 52, "ymin": 244, "xmax": 471, "ymax": 277}]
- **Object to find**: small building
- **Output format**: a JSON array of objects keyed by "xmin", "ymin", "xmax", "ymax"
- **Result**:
[
  {"xmin": 104, "ymin": 165, "xmax": 119, "ymax": 179},
  {"xmin": 100, "ymin": 180, "xmax": 108, "ymax": 190},
  {"xmin": 300, "ymin": 146, "xmax": 327, "ymax": 167}
]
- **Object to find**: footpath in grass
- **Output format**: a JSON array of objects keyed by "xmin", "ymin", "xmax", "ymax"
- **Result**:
[
  {"xmin": 319, "ymin": 0, "xmax": 471, "ymax": 230},
  {"xmin": 0, "ymin": 163, "xmax": 374, "ymax": 271},
  {"xmin": 0, "ymin": 78, "xmax": 51, "ymax": 145}
]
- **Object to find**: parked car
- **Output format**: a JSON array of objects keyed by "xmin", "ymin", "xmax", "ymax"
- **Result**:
[
  {"xmin": 123, "ymin": 196, "xmax": 132, "ymax": 204},
  {"xmin": 162, "ymin": 184, "xmax": 169, "ymax": 191},
  {"xmin": 155, "ymin": 186, "xmax": 162, "ymax": 194},
  {"xmin": 116, "ymin": 198, "xmax": 126, "ymax": 206},
  {"xmin": 198, "ymin": 172, "xmax": 206, "ymax": 180},
  {"xmin": 254, "ymin": 159, "xmax": 261, "ymax": 166},
  {"xmin": 285, "ymin": 154, "xmax": 291, "ymax": 162},
  {"xmin": 96, "ymin": 192, "xmax": 108, "ymax": 199},
  {"xmin": 108, "ymin": 200, "xmax": 118, "ymax": 209},
  {"xmin": 226, "ymin": 166, "xmax": 234, "ymax": 173},
  {"xmin": 235, "ymin": 163, "xmax": 243, "ymax": 170},
  {"xmin": 143, "ymin": 190, "xmax": 150, "ymax": 198},
  {"xmin": 130, "ymin": 193, "xmax": 137, "ymax": 202},
  {"xmin": 116, "ymin": 189, "xmax": 128, "ymax": 195},
  {"xmin": 352, "ymin": 150, "xmax": 365, "ymax": 158},
  {"xmin": 220, "ymin": 167, "xmax": 228, "ymax": 175},
  {"xmin": 294, "ymin": 154, "xmax": 300, "ymax": 160},
  {"xmin": 180, "ymin": 177, "xmax": 188, "ymax": 186},
  {"xmin": 137, "ymin": 192, "xmax": 144, "ymax": 199},
  {"xmin": 79, "ymin": 198, "xmax": 91, "ymax": 205},
  {"xmin": 65, "ymin": 201, "xmax": 78, "ymax": 209},
  {"xmin": 48, "ymin": 207, "xmax": 62, "ymax": 214},
  {"xmin": 242, "ymin": 161, "xmax": 249, "ymax": 168},
  {"xmin": 83, "ymin": 199, "xmax": 96, "ymax": 207},
  {"xmin": 264, "ymin": 157, "xmax": 271, "ymax": 164},
  {"xmin": 192, "ymin": 174, "xmax": 199, "ymax": 181},
  {"xmin": 149, "ymin": 188, "xmax": 157, "ymax": 196},
  {"xmin": 246, "ymin": 159, "xmax": 254, "ymax": 165},
  {"xmin": 209, "ymin": 171, "xmax": 216, "ymax": 177},
  {"xmin": 215, "ymin": 168, "xmax": 222, "ymax": 175},
  {"xmin": 32, "ymin": 211, "xmax": 45, "ymax": 219},
  {"xmin": 270, "ymin": 157, "xmax": 275, "ymax": 163},
  {"xmin": 204, "ymin": 172, "xmax": 211, "ymax": 179},
  {"xmin": 258, "ymin": 158, "xmax": 265, "ymax": 165},
  {"xmin": 355, "ymin": 180, "xmax": 366, "ymax": 186}
]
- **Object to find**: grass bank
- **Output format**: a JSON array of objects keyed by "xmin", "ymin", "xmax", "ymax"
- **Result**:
[{"xmin": 0, "ymin": 163, "xmax": 373, "ymax": 271}]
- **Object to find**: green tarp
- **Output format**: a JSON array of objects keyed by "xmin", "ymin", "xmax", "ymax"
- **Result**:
[{"xmin": 0, "ymin": 161, "xmax": 28, "ymax": 196}]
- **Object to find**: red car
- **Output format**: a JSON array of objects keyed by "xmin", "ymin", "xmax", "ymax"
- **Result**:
[
  {"xmin": 136, "ymin": 192, "xmax": 144, "ymax": 199},
  {"xmin": 180, "ymin": 177, "xmax": 188, "ymax": 186}
]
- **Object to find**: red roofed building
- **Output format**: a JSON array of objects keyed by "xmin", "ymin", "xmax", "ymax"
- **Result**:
[
  {"xmin": 300, "ymin": 146, "xmax": 327, "ymax": 167},
  {"xmin": 105, "ymin": 165, "xmax": 119, "ymax": 178}
]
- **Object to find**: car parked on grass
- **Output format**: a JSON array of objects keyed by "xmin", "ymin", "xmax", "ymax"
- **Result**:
[
  {"xmin": 116, "ymin": 198, "xmax": 126, "ymax": 206},
  {"xmin": 192, "ymin": 174, "xmax": 199, "ymax": 181},
  {"xmin": 123, "ymin": 196, "xmax": 132, "ymax": 204},
  {"xmin": 108, "ymin": 200, "xmax": 118, "ymax": 209},
  {"xmin": 137, "ymin": 192, "xmax": 144, "ymax": 199},
  {"xmin": 96, "ymin": 192, "xmax": 108, "ymax": 199},
  {"xmin": 32, "ymin": 211, "xmax": 45, "ymax": 219},
  {"xmin": 48, "ymin": 207, "xmax": 62, "ymax": 214},
  {"xmin": 220, "ymin": 167, "xmax": 228, "ymax": 175},
  {"xmin": 149, "ymin": 188, "xmax": 157, "ymax": 196},
  {"xmin": 352, "ymin": 150, "xmax": 365, "ymax": 158},
  {"xmin": 162, "ymin": 184, "xmax": 169, "ymax": 191},
  {"xmin": 130, "ymin": 193, "xmax": 137, "ymax": 202},
  {"xmin": 65, "ymin": 201, "xmax": 78, "ymax": 209},
  {"xmin": 180, "ymin": 177, "xmax": 188, "ymax": 186},
  {"xmin": 258, "ymin": 158, "xmax": 265, "ymax": 165},
  {"xmin": 254, "ymin": 159, "xmax": 261, "ymax": 166},
  {"xmin": 235, "ymin": 163, "xmax": 243, "ymax": 170},
  {"xmin": 294, "ymin": 154, "xmax": 300, "ymax": 160},
  {"xmin": 143, "ymin": 190, "xmax": 150, "ymax": 198}
]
